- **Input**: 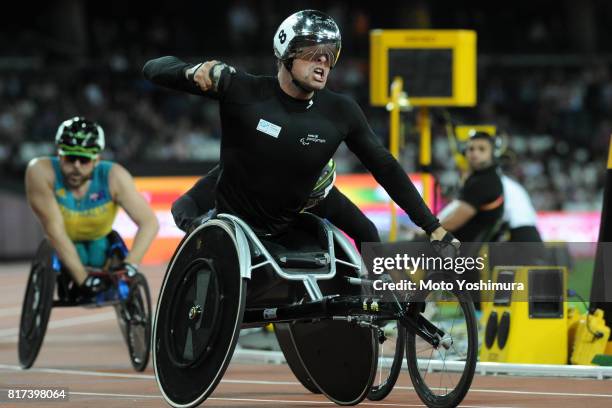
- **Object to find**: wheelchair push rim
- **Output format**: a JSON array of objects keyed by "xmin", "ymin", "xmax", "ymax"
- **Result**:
[
  {"xmin": 405, "ymin": 274, "xmax": 478, "ymax": 408},
  {"xmin": 153, "ymin": 220, "xmax": 247, "ymax": 408},
  {"xmin": 18, "ymin": 240, "xmax": 56, "ymax": 369}
]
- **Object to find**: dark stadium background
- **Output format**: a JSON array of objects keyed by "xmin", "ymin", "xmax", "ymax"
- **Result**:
[{"xmin": 1, "ymin": 0, "xmax": 612, "ymax": 257}]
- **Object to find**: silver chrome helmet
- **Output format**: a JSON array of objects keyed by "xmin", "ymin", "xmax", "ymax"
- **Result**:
[{"xmin": 273, "ymin": 10, "xmax": 341, "ymax": 69}]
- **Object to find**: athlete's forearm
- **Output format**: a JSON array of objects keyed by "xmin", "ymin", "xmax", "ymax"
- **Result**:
[
  {"xmin": 124, "ymin": 217, "xmax": 159, "ymax": 266},
  {"xmin": 354, "ymin": 144, "xmax": 440, "ymax": 234},
  {"xmin": 373, "ymin": 163, "xmax": 441, "ymax": 234},
  {"xmin": 44, "ymin": 223, "xmax": 88, "ymax": 285},
  {"xmin": 344, "ymin": 100, "xmax": 440, "ymax": 235},
  {"xmin": 143, "ymin": 56, "xmax": 204, "ymax": 96}
]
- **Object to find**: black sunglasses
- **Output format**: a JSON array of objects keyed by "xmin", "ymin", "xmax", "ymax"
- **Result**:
[{"xmin": 63, "ymin": 155, "xmax": 92, "ymax": 165}]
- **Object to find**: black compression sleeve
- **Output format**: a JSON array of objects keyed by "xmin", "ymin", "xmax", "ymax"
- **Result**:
[
  {"xmin": 171, "ymin": 166, "xmax": 221, "ymax": 232},
  {"xmin": 343, "ymin": 99, "xmax": 440, "ymax": 235},
  {"xmin": 184, "ymin": 165, "xmax": 221, "ymax": 213},
  {"xmin": 143, "ymin": 56, "xmax": 209, "ymax": 96}
]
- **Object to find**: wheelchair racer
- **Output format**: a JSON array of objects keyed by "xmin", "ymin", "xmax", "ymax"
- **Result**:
[
  {"xmin": 25, "ymin": 117, "xmax": 159, "ymax": 297},
  {"xmin": 144, "ymin": 10, "xmax": 457, "ymax": 250}
]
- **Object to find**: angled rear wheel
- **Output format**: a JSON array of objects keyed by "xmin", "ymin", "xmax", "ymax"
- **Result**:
[
  {"xmin": 19, "ymin": 241, "xmax": 56, "ymax": 369},
  {"xmin": 153, "ymin": 220, "xmax": 247, "ymax": 407}
]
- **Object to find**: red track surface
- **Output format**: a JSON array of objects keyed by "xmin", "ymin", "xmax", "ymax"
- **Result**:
[{"xmin": 1, "ymin": 262, "xmax": 611, "ymax": 407}]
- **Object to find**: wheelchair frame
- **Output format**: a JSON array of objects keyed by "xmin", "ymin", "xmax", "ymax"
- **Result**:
[
  {"xmin": 153, "ymin": 213, "xmax": 477, "ymax": 408},
  {"xmin": 18, "ymin": 232, "xmax": 152, "ymax": 372},
  {"xmin": 218, "ymin": 213, "xmax": 445, "ymax": 346}
]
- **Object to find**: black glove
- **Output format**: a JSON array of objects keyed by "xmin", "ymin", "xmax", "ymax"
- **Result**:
[
  {"xmin": 111, "ymin": 261, "xmax": 138, "ymax": 278},
  {"xmin": 430, "ymin": 231, "xmax": 461, "ymax": 258},
  {"xmin": 80, "ymin": 272, "xmax": 111, "ymax": 297}
]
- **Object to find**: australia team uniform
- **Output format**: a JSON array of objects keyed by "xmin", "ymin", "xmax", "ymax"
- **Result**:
[{"xmin": 51, "ymin": 157, "xmax": 117, "ymax": 267}]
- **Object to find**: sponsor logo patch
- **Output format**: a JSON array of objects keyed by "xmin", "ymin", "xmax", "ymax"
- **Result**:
[{"xmin": 256, "ymin": 119, "xmax": 282, "ymax": 138}]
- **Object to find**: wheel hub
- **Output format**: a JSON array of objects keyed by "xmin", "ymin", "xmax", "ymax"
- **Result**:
[{"xmin": 189, "ymin": 304, "xmax": 203, "ymax": 320}]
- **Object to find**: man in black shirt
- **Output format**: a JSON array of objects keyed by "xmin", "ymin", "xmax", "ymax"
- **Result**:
[
  {"xmin": 143, "ymin": 10, "xmax": 456, "ymax": 247},
  {"xmin": 438, "ymin": 131, "xmax": 504, "ymax": 242}
]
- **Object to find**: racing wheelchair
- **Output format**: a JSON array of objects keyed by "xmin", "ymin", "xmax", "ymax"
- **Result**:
[
  {"xmin": 153, "ymin": 213, "xmax": 477, "ymax": 408},
  {"xmin": 18, "ymin": 231, "xmax": 152, "ymax": 372}
]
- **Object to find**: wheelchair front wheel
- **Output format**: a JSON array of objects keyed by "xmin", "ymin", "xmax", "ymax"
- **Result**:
[
  {"xmin": 116, "ymin": 272, "xmax": 151, "ymax": 372},
  {"xmin": 368, "ymin": 319, "xmax": 406, "ymax": 401},
  {"xmin": 18, "ymin": 240, "xmax": 56, "ymax": 369},
  {"xmin": 405, "ymin": 274, "xmax": 477, "ymax": 408}
]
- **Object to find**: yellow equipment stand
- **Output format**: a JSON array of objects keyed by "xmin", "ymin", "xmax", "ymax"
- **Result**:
[
  {"xmin": 387, "ymin": 77, "xmax": 403, "ymax": 242},
  {"xmin": 372, "ymin": 30, "xmax": 477, "ymax": 241},
  {"xmin": 480, "ymin": 265, "xmax": 568, "ymax": 364},
  {"xmin": 386, "ymin": 80, "xmax": 435, "ymax": 242},
  {"xmin": 370, "ymin": 30, "xmax": 477, "ymax": 107}
]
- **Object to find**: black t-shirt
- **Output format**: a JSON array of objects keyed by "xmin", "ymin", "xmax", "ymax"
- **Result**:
[
  {"xmin": 455, "ymin": 165, "xmax": 504, "ymax": 242},
  {"xmin": 143, "ymin": 56, "xmax": 440, "ymax": 235}
]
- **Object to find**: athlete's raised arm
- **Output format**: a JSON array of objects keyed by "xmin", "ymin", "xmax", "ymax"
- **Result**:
[
  {"xmin": 342, "ymin": 97, "xmax": 447, "ymax": 239},
  {"xmin": 143, "ymin": 56, "xmax": 235, "ymax": 98}
]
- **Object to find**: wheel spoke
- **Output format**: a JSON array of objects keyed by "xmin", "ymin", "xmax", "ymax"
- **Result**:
[
  {"xmin": 195, "ymin": 269, "xmax": 211, "ymax": 307},
  {"xmin": 182, "ymin": 327, "xmax": 194, "ymax": 361}
]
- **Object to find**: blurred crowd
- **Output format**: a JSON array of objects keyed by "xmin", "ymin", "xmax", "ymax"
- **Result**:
[{"xmin": 1, "ymin": 0, "xmax": 611, "ymax": 212}]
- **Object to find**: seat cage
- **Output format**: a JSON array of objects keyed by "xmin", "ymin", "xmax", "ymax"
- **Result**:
[{"xmin": 217, "ymin": 213, "xmax": 362, "ymax": 301}]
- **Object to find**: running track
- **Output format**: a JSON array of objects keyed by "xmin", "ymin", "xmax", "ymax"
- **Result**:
[{"xmin": 1, "ymin": 262, "xmax": 611, "ymax": 408}]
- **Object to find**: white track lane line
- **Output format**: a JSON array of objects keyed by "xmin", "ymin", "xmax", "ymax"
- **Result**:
[
  {"xmin": 0, "ymin": 311, "xmax": 116, "ymax": 337},
  {"xmin": 394, "ymin": 385, "xmax": 612, "ymax": 398},
  {"xmin": 35, "ymin": 390, "xmax": 518, "ymax": 407},
  {"xmin": 1, "ymin": 364, "xmax": 612, "ymax": 399}
]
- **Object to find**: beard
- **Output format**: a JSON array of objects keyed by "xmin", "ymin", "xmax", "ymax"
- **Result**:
[{"xmin": 63, "ymin": 171, "xmax": 92, "ymax": 189}]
